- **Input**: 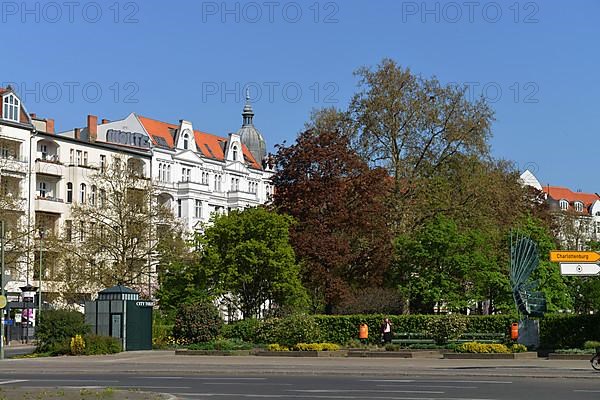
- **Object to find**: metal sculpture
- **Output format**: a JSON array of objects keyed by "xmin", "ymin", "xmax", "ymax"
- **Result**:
[{"xmin": 510, "ymin": 232, "xmax": 546, "ymax": 317}]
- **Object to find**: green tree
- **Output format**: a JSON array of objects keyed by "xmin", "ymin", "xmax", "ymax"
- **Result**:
[
  {"xmin": 199, "ymin": 207, "xmax": 307, "ymax": 319},
  {"xmin": 349, "ymin": 58, "xmax": 494, "ymax": 233},
  {"xmin": 392, "ymin": 214, "xmax": 512, "ymax": 314}
]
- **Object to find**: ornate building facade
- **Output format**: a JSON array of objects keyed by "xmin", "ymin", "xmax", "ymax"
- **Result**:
[{"xmin": 0, "ymin": 86, "xmax": 273, "ymax": 307}]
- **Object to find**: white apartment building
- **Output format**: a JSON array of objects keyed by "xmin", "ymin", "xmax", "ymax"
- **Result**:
[
  {"xmin": 0, "ymin": 86, "xmax": 274, "ymax": 306},
  {"xmin": 520, "ymin": 170, "xmax": 600, "ymax": 249},
  {"xmin": 60, "ymin": 96, "xmax": 274, "ymax": 231}
]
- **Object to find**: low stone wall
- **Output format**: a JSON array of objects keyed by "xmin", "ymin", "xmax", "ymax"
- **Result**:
[
  {"xmin": 255, "ymin": 350, "xmax": 348, "ymax": 357},
  {"xmin": 547, "ymin": 353, "xmax": 593, "ymax": 360},
  {"xmin": 443, "ymin": 352, "xmax": 538, "ymax": 359},
  {"xmin": 175, "ymin": 349, "xmax": 253, "ymax": 356}
]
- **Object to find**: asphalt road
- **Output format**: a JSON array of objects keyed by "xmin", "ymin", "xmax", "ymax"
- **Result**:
[{"xmin": 0, "ymin": 373, "xmax": 600, "ymax": 400}]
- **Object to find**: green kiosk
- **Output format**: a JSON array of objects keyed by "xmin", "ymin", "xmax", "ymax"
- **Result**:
[{"xmin": 85, "ymin": 285, "xmax": 153, "ymax": 351}]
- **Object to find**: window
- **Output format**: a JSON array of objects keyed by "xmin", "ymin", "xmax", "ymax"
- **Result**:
[
  {"xmin": 83, "ymin": 151, "xmax": 88, "ymax": 166},
  {"xmin": 232, "ymin": 145, "xmax": 238, "ymax": 161},
  {"xmin": 0, "ymin": 145, "xmax": 10, "ymax": 159},
  {"xmin": 183, "ymin": 133, "xmax": 189, "ymax": 150},
  {"xmin": 79, "ymin": 221, "xmax": 85, "ymax": 241},
  {"xmin": 40, "ymin": 144, "xmax": 48, "ymax": 160},
  {"xmin": 575, "ymin": 201, "xmax": 584, "ymax": 212},
  {"xmin": 167, "ymin": 165, "xmax": 171, "ymax": 182},
  {"xmin": 76, "ymin": 150, "xmax": 82, "ymax": 166},
  {"xmin": 195, "ymin": 200, "xmax": 202, "ymax": 219},
  {"xmin": 66, "ymin": 182, "xmax": 73, "ymax": 203},
  {"xmin": 201, "ymin": 171, "xmax": 209, "ymax": 185},
  {"xmin": 177, "ymin": 199, "xmax": 182, "ymax": 217},
  {"xmin": 214, "ymin": 174, "xmax": 222, "ymax": 191},
  {"xmin": 80, "ymin": 183, "xmax": 87, "ymax": 203},
  {"xmin": 559, "ymin": 199, "xmax": 569, "ymax": 211},
  {"xmin": 100, "ymin": 155, "xmax": 106, "ymax": 172},
  {"xmin": 99, "ymin": 189, "xmax": 106, "ymax": 207},
  {"xmin": 65, "ymin": 220, "xmax": 72, "ymax": 242},
  {"xmin": 38, "ymin": 182, "xmax": 47, "ymax": 198},
  {"xmin": 69, "ymin": 149, "xmax": 74, "ymax": 164},
  {"xmin": 91, "ymin": 185, "xmax": 97, "ymax": 206},
  {"xmin": 3, "ymin": 94, "xmax": 20, "ymax": 122},
  {"xmin": 182, "ymin": 168, "xmax": 191, "ymax": 182}
]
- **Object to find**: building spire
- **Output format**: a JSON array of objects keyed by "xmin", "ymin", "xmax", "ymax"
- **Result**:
[{"xmin": 242, "ymin": 88, "xmax": 254, "ymax": 126}]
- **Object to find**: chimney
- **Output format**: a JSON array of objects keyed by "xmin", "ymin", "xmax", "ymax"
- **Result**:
[
  {"xmin": 87, "ymin": 114, "xmax": 98, "ymax": 142},
  {"xmin": 74, "ymin": 128, "xmax": 81, "ymax": 140},
  {"xmin": 46, "ymin": 118, "xmax": 55, "ymax": 134},
  {"xmin": 102, "ymin": 118, "xmax": 110, "ymax": 124},
  {"xmin": 30, "ymin": 113, "xmax": 37, "ymax": 119}
]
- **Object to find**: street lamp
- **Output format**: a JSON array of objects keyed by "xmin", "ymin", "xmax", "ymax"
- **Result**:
[{"xmin": 38, "ymin": 229, "xmax": 43, "ymax": 320}]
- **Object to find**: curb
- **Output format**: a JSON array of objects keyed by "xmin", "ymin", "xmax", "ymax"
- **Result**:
[{"xmin": 443, "ymin": 352, "xmax": 538, "ymax": 359}]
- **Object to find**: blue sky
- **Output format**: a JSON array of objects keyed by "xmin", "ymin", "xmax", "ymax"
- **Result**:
[{"xmin": 2, "ymin": 0, "xmax": 598, "ymax": 191}]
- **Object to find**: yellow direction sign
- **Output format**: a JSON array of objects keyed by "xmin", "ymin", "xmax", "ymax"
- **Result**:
[
  {"xmin": 550, "ymin": 251, "xmax": 600, "ymax": 263},
  {"xmin": 0, "ymin": 295, "xmax": 6, "ymax": 309}
]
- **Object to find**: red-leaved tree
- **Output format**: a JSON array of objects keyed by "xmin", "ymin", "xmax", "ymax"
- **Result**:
[{"xmin": 272, "ymin": 129, "xmax": 393, "ymax": 313}]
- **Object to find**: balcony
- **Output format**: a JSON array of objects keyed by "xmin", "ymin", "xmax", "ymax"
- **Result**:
[
  {"xmin": 35, "ymin": 196, "xmax": 66, "ymax": 214},
  {"xmin": 0, "ymin": 154, "xmax": 28, "ymax": 174},
  {"xmin": 178, "ymin": 180, "xmax": 210, "ymax": 193},
  {"xmin": 36, "ymin": 159, "xmax": 64, "ymax": 177},
  {"xmin": 227, "ymin": 190, "xmax": 258, "ymax": 205}
]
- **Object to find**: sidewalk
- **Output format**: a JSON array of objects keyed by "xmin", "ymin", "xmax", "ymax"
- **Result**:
[{"xmin": 0, "ymin": 350, "xmax": 597, "ymax": 379}]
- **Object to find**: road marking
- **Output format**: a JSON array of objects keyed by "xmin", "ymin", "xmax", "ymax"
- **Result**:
[
  {"xmin": 142, "ymin": 377, "xmax": 267, "ymax": 380},
  {"xmin": 428, "ymin": 380, "xmax": 511, "ymax": 384},
  {"xmin": 361, "ymin": 380, "xmax": 416, "ymax": 383},
  {"xmin": 0, "ymin": 380, "xmax": 27, "ymax": 385},
  {"xmin": 34, "ymin": 379, "xmax": 119, "ymax": 383},
  {"xmin": 288, "ymin": 389, "xmax": 445, "ymax": 394},
  {"xmin": 175, "ymin": 394, "xmax": 496, "ymax": 400},
  {"xmin": 574, "ymin": 390, "xmax": 600, "ymax": 393},
  {"xmin": 203, "ymin": 382, "xmax": 293, "ymax": 386},
  {"xmin": 378, "ymin": 384, "xmax": 477, "ymax": 389}
]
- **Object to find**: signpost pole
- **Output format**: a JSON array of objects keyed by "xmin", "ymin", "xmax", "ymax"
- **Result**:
[{"xmin": 1, "ymin": 221, "xmax": 5, "ymax": 360}]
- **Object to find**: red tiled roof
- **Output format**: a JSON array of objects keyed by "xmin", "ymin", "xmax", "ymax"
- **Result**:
[
  {"xmin": 544, "ymin": 186, "xmax": 600, "ymax": 213},
  {"xmin": 137, "ymin": 115, "xmax": 261, "ymax": 170},
  {"xmin": 137, "ymin": 115, "xmax": 176, "ymax": 148}
]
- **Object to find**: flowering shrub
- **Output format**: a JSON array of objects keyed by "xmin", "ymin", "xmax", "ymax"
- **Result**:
[
  {"xmin": 510, "ymin": 343, "xmax": 528, "ymax": 353},
  {"xmin": 456, "ymin": 342, "xmax": 510, "ymax": 353},
  {"xmin": 266, "ymin": 343, "xmax": 289, "ymax": 351},
  {"xmin": 293, "ymin": 343, "xmax": 340, "ymax": 351},
  {"xmin": 70, "ymin": 335, "xmax": 85, "ymax": 355}
]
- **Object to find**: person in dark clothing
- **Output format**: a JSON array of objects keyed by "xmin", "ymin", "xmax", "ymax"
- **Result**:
[{"xmin": 380, "ymin": 318, "xmax": 392, "ymax": 344}]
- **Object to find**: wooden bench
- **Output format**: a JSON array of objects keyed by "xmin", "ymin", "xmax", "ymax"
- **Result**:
[{"xmin": 456, "ymin": 333, "xmax": 505, "ymax": 344}]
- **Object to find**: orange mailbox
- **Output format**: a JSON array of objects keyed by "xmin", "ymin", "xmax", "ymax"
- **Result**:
[
  {"xmin": 359, "ymin": 324, "xmax": 368, "ymax": 339},
  {"xmin": 511, "ymin": 323, "xmax": 519, "ymax": 340}
]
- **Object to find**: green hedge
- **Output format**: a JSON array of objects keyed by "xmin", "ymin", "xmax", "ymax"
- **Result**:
[
  {"xmin": 223, "ymin": 314, "xmax": 516, "ymax": 346},
  {"xmin": 539, "ymin": 314, "xmax": 600, "ymax": 349}
]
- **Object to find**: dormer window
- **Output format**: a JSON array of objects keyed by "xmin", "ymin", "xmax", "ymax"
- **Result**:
[
  {"xmin": 574, "ymin": 201, "xmax": 584, "ymax": 213},
  {"xmin": 3, "ymin": 94, "xmax": 20, "ymax": 123},
  {"xmin": 559, "ymin": 199, "xmax": 569, "ymax": 211},
  {"xmin": 232, "ymin": 145, "xmax": 238, "ymax": 161},
  {"xmin": 183, "ymin": 133, "xmax": 189, "ymax": 150}
]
